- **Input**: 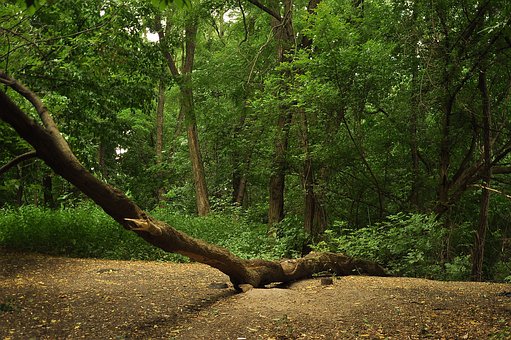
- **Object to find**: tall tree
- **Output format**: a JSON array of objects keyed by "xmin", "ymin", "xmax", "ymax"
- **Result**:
[
  {"xmin": 155, "ymin": 74, "xmax": 166, "ymax": 202},
  {"xmin": 471, "ymin": 69, "xmax": 492, "ymax": 281},
  {"xmin": 247, "ymin": 0, "xmax": 294, "ymax": 226},
  {"xmin": 156, "ymin": 11, "xmax": 211, "ymax": 216}
]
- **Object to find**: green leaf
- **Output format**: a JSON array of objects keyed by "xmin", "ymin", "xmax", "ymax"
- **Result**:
[
  {"xmin": 16, "ymin": 0, "xmax": 46, "ymax": 14},
  {"xmin": 151, "ymin": 0, "xmax": 190, "ymax": 10}
]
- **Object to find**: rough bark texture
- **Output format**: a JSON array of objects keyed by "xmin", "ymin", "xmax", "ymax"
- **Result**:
[{"xmin": 0, "ymin": 76, "xmax": 387, "ymax": 289}]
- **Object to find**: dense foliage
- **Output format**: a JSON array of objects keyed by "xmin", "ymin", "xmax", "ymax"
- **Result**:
[
  {"xmin": 1, "ymin": 0, "xmax": 510, "ymax": 281},
  {"xmin": 0, "ymin": 204, "xmax": 304, "ymax": 261}
]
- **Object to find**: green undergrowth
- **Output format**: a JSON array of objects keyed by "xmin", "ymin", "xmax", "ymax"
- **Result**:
[
  {"xmin": 311, "ymin": 212, "xmax": 511, "ymax": 281},
  {"xmin": 0, "ymin": 204, "xmax": 302, "ymax": 262}
]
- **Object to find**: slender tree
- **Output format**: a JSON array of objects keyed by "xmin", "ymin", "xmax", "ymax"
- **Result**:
[{"xmin": 156, "ymin": 12, "xmax": 211, "ymax": 216}]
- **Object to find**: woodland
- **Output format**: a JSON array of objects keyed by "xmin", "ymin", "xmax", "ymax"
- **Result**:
[{"xmin": 1, "ymin": 0, "xmax": 511, "ymax": 285}]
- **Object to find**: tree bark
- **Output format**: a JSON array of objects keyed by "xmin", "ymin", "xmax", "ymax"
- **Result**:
[
  {"xmin": 268, "ymin": 110, "xmax": 292, "ymax": 225},
  {"xmin": 0, "ymin": 74, "xmax": 387, "ymax": 289},
  {"xmin": 298, "ymin": 0, "xmax": 326, "ymax": 237},
  {"xmin": 471, "ymin": 70, "xmax": 492, "ymax": 281},
  {"xmin": 267, "ymin": 0, "xmax": 294, "ymax": 226},
  {"xmin": 155, "ymin": 76, "xmax": 165, "ymax": 202},
  {"xmin": 300, "ymin": 109, "xmax": 326, "ymax": 238},
  {"xmin": 42, "ymin": 171, "xmax": 55, "ymax": 209}
]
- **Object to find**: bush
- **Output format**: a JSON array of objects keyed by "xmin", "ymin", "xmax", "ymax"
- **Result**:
[
  {"xmin": 0, "ymin": 204, "xmax": 303, "ymax": 261},
  {"xmin": 311, "ymin": 213, "xmax": 452, "ymax": 279}
]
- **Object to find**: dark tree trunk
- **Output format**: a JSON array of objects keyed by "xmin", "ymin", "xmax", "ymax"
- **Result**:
[
  {"xmin": 42, "ymin": 172, "xmax": 55, "ymax": 209},
  {"xmin": 0, "ymin": 74, "xmax": 387, "ymax": 290},
  {"xmin": 267, "ymin": 0, "xmax": 294, "ymax": 226},
  {"xmin": 408, "ymin": 43, "xmax": 421, "ymax": 210},
  {"xmin": 16, "ymin": 164, "xmax": 24, "ymax": 206},
  {"xmin": 300, "ymin": 109, "xmax": 326, "ymax": 238},
  {"xmin": 471, "ymin": 70, "xmax": 492, "ymax": 281},
  {"xmin": 268, "ymin": 111, "xmax": 291, "ymax": 225},
  {"xmin": 233, "ymin": 171, "xmax": 248, "ymax": 207}
]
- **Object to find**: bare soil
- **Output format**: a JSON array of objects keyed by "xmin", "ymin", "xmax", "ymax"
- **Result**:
[{"xmin": 1, "ymin": 251, "xmax": 510, "ymax": 339}]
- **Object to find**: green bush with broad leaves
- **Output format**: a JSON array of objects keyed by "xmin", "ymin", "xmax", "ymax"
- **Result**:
[{"xmin": 311, "ymin": 213, "xmax": 470, "ymax": 279}]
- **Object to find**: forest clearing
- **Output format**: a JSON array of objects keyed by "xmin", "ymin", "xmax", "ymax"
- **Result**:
[{"xmin": 1, "ymin": 251, "xmax": 510, "ymax": 339}]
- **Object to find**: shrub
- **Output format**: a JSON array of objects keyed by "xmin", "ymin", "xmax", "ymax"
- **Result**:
[{"xmin": 311, "ymin": 213, "xmax": 448, "ymax": 278}]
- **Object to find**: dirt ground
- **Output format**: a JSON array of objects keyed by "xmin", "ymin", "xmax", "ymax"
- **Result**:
[{"xmin": 1, "ymin": 251, "xmax": 510, "ymax": 339}]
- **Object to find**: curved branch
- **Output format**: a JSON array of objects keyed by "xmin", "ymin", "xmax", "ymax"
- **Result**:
[
  {"xmin": 155, "ymin": 15, "xmax": 181, "ymax": 79},
  {"xmin": 0, "ymin": 71, "xmax": 57, "ymax": 132},
  {"xmin": 246, "ymin": 0, "xmax": 282, "ymax": 21},
  {"xmin": 0, "ymin": 150, "xmax": 37, "ymax": 176},
  {"xmin": 238, "ymin": 0, "xmax": 248, "ymax": 45}
]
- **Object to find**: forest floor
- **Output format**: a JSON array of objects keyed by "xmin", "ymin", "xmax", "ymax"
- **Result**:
[{"xmin": 1, "ymin": 251, "xmax": 511, "ymax": 339}]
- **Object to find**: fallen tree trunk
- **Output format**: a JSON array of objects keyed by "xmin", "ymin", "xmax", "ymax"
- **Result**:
[{"xmin": 0, "ymin": 73, "xmax": 387, "ymax": 289}]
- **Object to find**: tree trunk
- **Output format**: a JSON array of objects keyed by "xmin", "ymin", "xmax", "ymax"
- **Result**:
[
  {"xmin": 300, "ymin": 109, "xmax": 326, "ymax": 238},
  {"xmin": 16, "ymin": 164, "xmax": 24, "ymax": 206},
  {"xmin": 155, "ymin": 76, "xmax": 165, "ymax": 202},
  {"xmin": 436, "ymin": 95, "xmax": 454, "ymax": 215},
  {"xmin": 0, "ymin": 74, "xmax": 387, "ymax": 290},
  {"xmin": 233, "ymin": 170, "xmax": 248, "ymax": 207},
  {"xmin": 267, "ymin": 0, "xmax": 294, "ymax": 226},
  {"xmin": 42, "ymin": 171, "xmax": 55, "ymax": 208},
  {"xmin": 408, "ymin": 40, "xmax": 421, "ymax": 210},
  {"xmin": 471, "ymin": 70, "xmax": 492, "ymax": 281},
  {"xmin": 268, "ymin": 111, "xmax": 291, "ymax": 225},
  {"xmin": 232, "ymin": 104, "xmax": 252, "ymax": 207},
  {"xmin": 158, "ymin": 16, "xmax": 211, "ymax": 216},
  {"xmin": 187, "ymin": 117, "xmax": 210, "ymax": 216}
]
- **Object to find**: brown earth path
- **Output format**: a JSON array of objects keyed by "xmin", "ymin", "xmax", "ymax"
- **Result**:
[{"xmin": 1, "ymin": 251, "xmax": 510, "ymax": 339}]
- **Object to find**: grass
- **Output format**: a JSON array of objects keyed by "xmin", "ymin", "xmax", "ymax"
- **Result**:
[{"xmin": 0, "ymin": 204, "xmax": 303, "ymax": 262}]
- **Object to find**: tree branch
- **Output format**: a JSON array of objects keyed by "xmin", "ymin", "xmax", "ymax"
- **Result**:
[
  {"xmin": 155, "ymin": 15, "xmax": 180, "ymax": 79},
  {"xmin": 0, "ymin": 150, "xmax": 38, "ymax": 177},
  {"xmin": 0, "ymin": 71, "xmax": 74, "ymax": 156},
  {"xmin": 246, "ymin": 0, "xmax": 282, "ymax": 21},
  {"xmin": 238, "ymin": 0, "xmax": 248, "ymax": 45},
  {"xmin": 492, "ymin": 166, "xmax": 511, "ymax": 175}
]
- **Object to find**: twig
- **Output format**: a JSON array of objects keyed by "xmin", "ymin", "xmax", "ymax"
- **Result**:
[{"xmin": 471, "ymin": 184, "xmax": 511, "ymax": 200}]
